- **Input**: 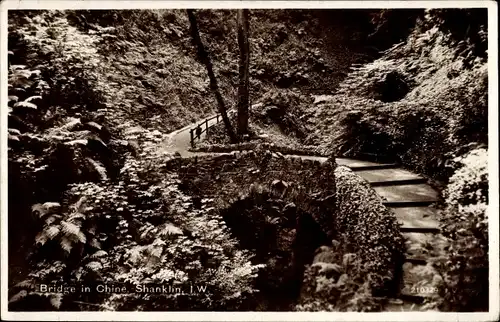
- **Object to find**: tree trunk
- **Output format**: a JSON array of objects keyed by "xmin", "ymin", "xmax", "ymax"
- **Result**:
[
  {"xmin": 186, "ymin": 9, "xmax": 238, "ymax": 143},
  {"xmin": 237, "ymin": 9, "xmax": 250, "ymax": 138}
]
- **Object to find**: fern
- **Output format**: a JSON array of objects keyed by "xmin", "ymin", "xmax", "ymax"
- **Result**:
[
  {"xmin": 25, "ymin": 95, "xmax": 42, "ymax": 102},
  {"xmin": 8, "ymin": 290, "xmax": 28, "ymax": 304},
  {"xmin": 14, "ymin": 279, "xmax": 36, "ymax": 289},
  {"xmin": 89, "ymin": 238, "xmax": 102, "ymax": 250},
  {"xmin": 50, "ymin": 294, "xmax": 63, "ymax": 309},
  {"xmin": 32, "ymin": 202, "xmax": 61, "ymax": 219},
  {"xmin": 90, "ymin": 250, "xmax": 108, "ymax": 259},
  {"xmin": 44, "ymin": 225, "xmax": 61, "ymax": 240},
  {"xmin": 158, "ymin": 223, "xmax": 183, "ymax": 237},
  {"xmin": 59, "ymin": 236, "xmax": 73, "ymax": 253},
  {"xmin": 13, "ymin": 101, "xmax": 38, "ymax": 109},
  {"xmin": 61, "ymin": 220, "xmax": 81, "ymax": 236},
  {"xmin": 35, "ymin": 232, "xmax": 49, "ymax": 246},
  {"xmin": 86, "ymin": 261, "xmax": 103, "ymax": 272}
]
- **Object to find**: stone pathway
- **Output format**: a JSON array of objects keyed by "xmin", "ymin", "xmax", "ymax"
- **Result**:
[{"xmin": 162, "ymin": 117, "xmax": 445, "ymax": 311}]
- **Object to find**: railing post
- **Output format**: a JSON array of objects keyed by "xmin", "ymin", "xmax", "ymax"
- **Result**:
[
  {"xmin": 190, "ymin": 128, "xmax": 194, "ymax": 147},
  {"xmin": 205, "ymin": 119, "xmax": 208, "ymax": 132}
]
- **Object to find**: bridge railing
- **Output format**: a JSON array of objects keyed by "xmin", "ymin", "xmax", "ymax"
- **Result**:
[{"xmin": 189, "ymin": 110, "xmax": 235, "ymax": 147}]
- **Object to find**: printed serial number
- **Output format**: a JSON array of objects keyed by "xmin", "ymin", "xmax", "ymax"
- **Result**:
[{"xmin": 410, "ymin": 286, "xmax": 438, "ymax": 294}]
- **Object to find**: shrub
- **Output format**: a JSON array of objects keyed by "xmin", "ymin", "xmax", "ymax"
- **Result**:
[
  {"xmin": 295, "ymin": 166, "xmax": 405, "ymax": 312},
  {"xmin": 296, "ymin": 244, "xmax": 387, "ymax": 312},
  {"xmin": 334, "ymin": 166, "xmax": 405, "ymax": 295},
  {"xmin": 434, "ymin": 148, "xmax": 488, "ymax": 311}
]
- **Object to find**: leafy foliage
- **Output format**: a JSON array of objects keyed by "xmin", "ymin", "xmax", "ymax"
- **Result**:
[
  {"xmin": 334, "ymin": 167, "xmax": 405, "ymax": 295},
  {"xmin": 10, "ymin": 140, "xmax": 263, "ymax": 311},
  {"xmin": 309, "ymin": 9, "xmax": 487, "ymax": 182},
  {"xmin": 297, "ymin": 246, "xmax": 386, "ymax": 312},
  {"xmin": 433, "ymin": 148, "xmax": 488, "ymax": 311}
]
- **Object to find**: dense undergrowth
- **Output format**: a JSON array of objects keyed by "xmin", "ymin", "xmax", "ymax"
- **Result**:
[
  {"xmin": 200, "ymin": 88, "xmax": 321, "ymax": 152},
  {"xmin": 61, "ymin": 9, "xmax": 386, "ymax": 133},
  {"xmin": 303, "ymin": 9, "xmax": 489, "ymax": 311},
  {"xmin": 308, "ymin": 9, "xmax": 487, "ymax": 182},
  {"xmin": 7, "ymin": 10, "xmax": 262, "ymax": 310}
]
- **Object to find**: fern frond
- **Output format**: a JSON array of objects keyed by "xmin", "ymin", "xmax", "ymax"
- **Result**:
[
  {"xmin": 158, "ymin": 223, "xmax": 183, "ymax": 237},
  {"xmin": 60, "ymin": 236, "xmax": 73, "ymax": 253},
  {"xmin": 14, "ymin": 279, "xmax": 35, "ymax": 289},
  {"xmin": 127, "ymin": 246, "xmax": 145, "ymax": 265},
  {"xmin": 32, "ymin": 202, "xmax": 61, "ymax": 219},
  {"xmin": 45, "ymin": 214, "xmax": 63, "ymax": 225},
  {"xmin": 44, "ymin": 225, "xmax": 61, "ymax": 240},
  {"xmin": 91, "ymin": 250, "xmax": 108, "ymax": 259},
  {"xmin": 50, "ymin": 294, "xmax": 63, "ymax": 309},
  {"xmin": 149, "ymin": 245, "xmax": 163, "ymax": 259},
  {"xmin": 61, "ymin": 221, "xmax": 80, "ymax": 237},
  {"xmin": 25, "ymin": 95, "xmax": 42, "ymax": 102},
  {"xmin": 86, "ymin": 261, "xmax": 103, "ymax": 272},
  {"xmin": 14, "ymin": 101, "xmax": 37, "ymax": 109},
  {"xmin": 140, "ymin": 225, "xmax": 155, "ymax": 240},
  {"xmin": 9, "ymin": 290, "xmax": 28, "ymax": 304},
  {"xmin": 68, "ymin": 212, "xmax": 86, "ymax": 223},
  {"xmin": 76, "ymin": 231, "xmax": 87, "ymax": 244},
  {"xmin": 89, "ymin": 238, "xmax": 101, "ymax": 249},
  {"xmin": 35, "ymin": 232, "xmax": 48, "ymax": 246}
]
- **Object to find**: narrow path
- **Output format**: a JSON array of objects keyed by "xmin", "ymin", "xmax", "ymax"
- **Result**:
[{"xmin": 162, "ymin": 116, "xmax": 444, "ymax": 311}]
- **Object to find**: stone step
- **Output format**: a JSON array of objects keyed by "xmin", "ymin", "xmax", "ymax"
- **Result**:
[
  {"xmin": 374, "ymin": 184, "xmax": 439, "ymax": 203},
  {"xmin": 336, "ymin": 158, "xmax": 398, "ymax": 171},
  {"xmin": 350, "ymin": 164, "xmax": 400, "ymax": 171},
  {"xmin": 384, "ymin": 201, "xmax": 436, "ymax": 207},
  {"xmin": 370, "ymin": 178, "xmax": 428, "ymax": 187},
  {"xmin": 404, "ymin": 257, "xmax": 427, "ymax": 265},
  {"xmin": 402, "ymin": 232, "xmax": 448, "ymax": 259},
  {"xmin": 356, "ymin": 168, "xmax": 424, "ymax": 183},
  {"xmin": 391, "ymin": 207, "xmax": 440, "ymax": 231},
  {"xmin": 400, "ymin": 226, "xmax": 440, "ymax": 233}
]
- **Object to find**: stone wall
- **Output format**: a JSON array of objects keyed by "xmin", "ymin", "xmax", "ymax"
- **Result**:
[{"xmin": 166, "ymin": 150, "xmax": 338, "ymax": 239}]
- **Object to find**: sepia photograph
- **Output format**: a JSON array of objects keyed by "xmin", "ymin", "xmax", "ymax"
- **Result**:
[{"xmin": 0, "ymin": 0, "xmax": 498, "ymax": 320}]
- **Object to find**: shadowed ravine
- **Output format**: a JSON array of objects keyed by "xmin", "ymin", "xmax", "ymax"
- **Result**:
[{"xmin": 161, "ymin": 113, "xmax": 446, "ymax": 311}]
